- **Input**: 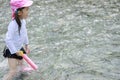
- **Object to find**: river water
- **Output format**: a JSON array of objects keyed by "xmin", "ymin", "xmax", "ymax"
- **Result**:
[{"xmin": 0, "ymin": 0, "xmax": 120, "ymax": 80}]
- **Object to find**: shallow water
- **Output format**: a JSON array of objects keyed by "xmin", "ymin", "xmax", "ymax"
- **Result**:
[{"xmin": 0, "ymin": 0, "xmax": 120, "ymax": 80}]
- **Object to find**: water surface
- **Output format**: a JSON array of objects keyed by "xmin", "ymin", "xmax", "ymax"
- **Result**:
[{"xmin": 0, "ymin": 0, "xmax": 120, "ymax": 80}]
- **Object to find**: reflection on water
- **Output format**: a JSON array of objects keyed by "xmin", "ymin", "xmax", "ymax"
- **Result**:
[{"xmin": 0, "ymin": 0, "xmax": 120, "ymax": 80}]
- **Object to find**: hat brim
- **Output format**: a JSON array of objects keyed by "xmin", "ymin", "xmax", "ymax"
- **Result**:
[{"xmin": 23, "ymin": 0, "xmax": 33, "ymax": 7}]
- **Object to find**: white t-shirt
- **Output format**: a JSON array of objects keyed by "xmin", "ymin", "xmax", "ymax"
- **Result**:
[{"xmin": 5, "ymin": 19, "xmax": 29, "ymax": 54}]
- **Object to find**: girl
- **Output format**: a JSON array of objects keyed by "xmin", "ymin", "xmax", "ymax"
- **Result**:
[{"xmin": 3, "ymin": 0, "xmax": 33, "ymax": 80}]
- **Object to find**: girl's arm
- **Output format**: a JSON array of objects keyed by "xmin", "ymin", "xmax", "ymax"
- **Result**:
[
  {"xmin": 24, "ymin": 20, "xmax": 30, "ymax": 54},
  {"xmin": 25, "ymin": 44, "xmax": 30, "ymax": 54}
]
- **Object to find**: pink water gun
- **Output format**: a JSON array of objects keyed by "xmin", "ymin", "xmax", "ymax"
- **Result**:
[{"xmin": 19, "ymin": 51, "xmax": 38, "ymax": 70}]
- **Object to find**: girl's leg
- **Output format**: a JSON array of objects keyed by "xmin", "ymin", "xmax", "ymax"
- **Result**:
[
  {"xmin": 17, "ymin": 59, "xmax": 24, "ymax": 72},
  {"xmin": 3, "ymin": 58, "xmax": 18, "ymax": 80}
]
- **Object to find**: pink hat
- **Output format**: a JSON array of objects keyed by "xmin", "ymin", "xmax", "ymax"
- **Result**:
[{"xmin": 10, "ymin": 0, "xmax": 33, "ymax": 19}]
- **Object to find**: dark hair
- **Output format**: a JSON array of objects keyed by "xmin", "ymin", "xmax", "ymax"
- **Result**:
[{"xmin": 15, "ymin": 7, "xmax": 25, "ymax": 35}]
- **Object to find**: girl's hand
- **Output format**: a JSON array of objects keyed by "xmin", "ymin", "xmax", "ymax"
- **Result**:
[
  {"xmin": 26, "ymin": 48, "xmax": 30, "ymax": 54},
  {"xmin": 16, "ymin": 51, "xmax": 22, "ymax": 56},
  {"xmin": 25, "ymin": 45, "xmax": 30, "ymax": 54}
]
